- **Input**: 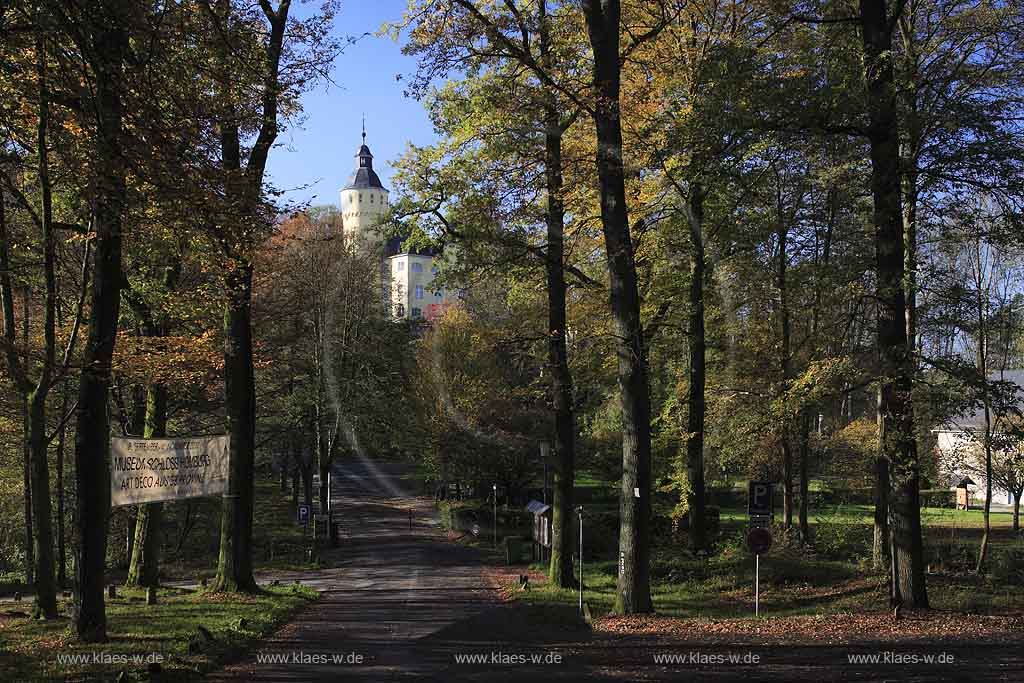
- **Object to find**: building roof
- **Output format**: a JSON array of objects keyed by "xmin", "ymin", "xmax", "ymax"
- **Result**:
[
  {"xmin": 936, "ymin": 369, "xmax": 1024, "ymax": 430},
  {"xmin": 342, "ymin": 135, "xmax": 386, "ymax": 191},
  {"xmin": 384, "ymin": 235, "xmax": 442, "ymax": 258}
]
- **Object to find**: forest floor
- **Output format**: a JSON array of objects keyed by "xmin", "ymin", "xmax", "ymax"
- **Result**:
[{"xmin": 0, "ymin": 583, "xmax": 319, "ymax": 681}]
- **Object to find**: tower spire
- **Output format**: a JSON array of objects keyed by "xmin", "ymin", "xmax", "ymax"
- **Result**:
[{"xmin": 361, "ymin": 114, "xmax": 366, "ymax": 144}]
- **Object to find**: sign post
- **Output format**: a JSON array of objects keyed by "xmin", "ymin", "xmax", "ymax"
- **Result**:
[
  {"xmin": 577, "ymin": 505, "xmax": 584, "ymax": 613},
  {"xmin": 747, "ymin": 481, "xmax": 774, "ymax": 618}
]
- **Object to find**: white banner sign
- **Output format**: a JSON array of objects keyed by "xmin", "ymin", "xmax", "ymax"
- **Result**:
[{"xmin": 111, "ymin": 435, "xmax": 229, "ymax": 507}]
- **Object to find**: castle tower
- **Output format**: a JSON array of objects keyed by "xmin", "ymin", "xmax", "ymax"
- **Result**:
[{"xmin": 339, "ymin": 123, "xmax": 388, "ymax": 246}]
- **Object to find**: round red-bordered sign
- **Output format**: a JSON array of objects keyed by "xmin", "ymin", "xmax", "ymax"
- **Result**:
[{"xmin": 746, "ymin": 527, "xmax": 772, "ymax": 555}]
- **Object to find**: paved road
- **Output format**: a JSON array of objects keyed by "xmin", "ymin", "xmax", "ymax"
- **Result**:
[
  {"xmin": 205, "ymin": 456, "xmax": 1024, "ymax": 682},
  {"xmin": 209, "ymin": 453, "xmax": 593, "ymax": 681}
]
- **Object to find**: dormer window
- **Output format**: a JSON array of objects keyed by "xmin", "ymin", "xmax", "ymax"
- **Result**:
[{"xmin": 360, "ymin": 157, "xmax": 368, "ymax": 167}]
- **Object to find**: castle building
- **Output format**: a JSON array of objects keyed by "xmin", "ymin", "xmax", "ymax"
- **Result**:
[{"xmin": 339, "ymin": 128, "xmax": 457, "ymax": 320}]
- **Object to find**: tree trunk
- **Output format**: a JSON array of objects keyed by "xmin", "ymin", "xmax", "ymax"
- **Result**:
[
  {"xmin": 28, "ymin": 394, "xmax": 57, "ymax": 618},
  {"xmin": 685, "ymin": 184, "xmax": 706, "ymax": 554},
  {"xmin": 211, "ymin": 0, "xmax": 288, "ymax": 593},
  {"xmin": 213, "ymin": 266, "xmax": 258, "ymax": 592},
  {"xmin": 291, "ymin": 439, "xmax": 301, "ymax": 509},
  {"xmin": 280, "ymin": 449, "xmax": 289, "ymax": 493},
  {"xmin": 860, "ymin": 0, "xmax": 928, "ymax": 608},
  {"xmin": 1013, "ymin": 491, "xmax": 1020, "ymax": 532},
  {"xmin": 56, "ymin": 388, "xmax": 67, "ymax": 587},
  {"xmin": 873, "ymin": 450, "xmax": 890, "ymax": 569},
  {"xmin": 21, "ymin": 291, "xmax": 34, "ymax": 588},
  {"xmin": 777, "ymin": 221, "xmax": 794, "ymax": 530},
  {"xmin": 71, "ymin": 1, "xmax": 129, "ymax": 640},
  {"xmin": 126, "ymin": 385, "xmax": 167, "ymax": 588},
  {"xmin": 540, "ymin": 0, "xmax": 577, "ymax": 589},
  {"xmin": 583, "ymin": 0, "xmax": 652, "ymax": 614},
  {"xmin": 33, "ymin": 26, "xmax": 60, "ymax": 610},
  {"xmin": 798, "ymin": 412, "xmax": 811, "ymax": 543},
  {"xmin": 22, "ymin": 387, "xmax": 34, "ymax": 588}
]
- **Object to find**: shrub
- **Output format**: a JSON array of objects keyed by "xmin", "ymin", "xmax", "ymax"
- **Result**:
[
  {"xmin": 990, "ymin": 547, "xmax": 1024, "ymax": 585},
  {"xmin": 813, "ymin": 506, "xmax": 871, "ymax": 560},
  {"xmin": 920, "ymin": 489, "xmax": 956, "ymax": 509}
]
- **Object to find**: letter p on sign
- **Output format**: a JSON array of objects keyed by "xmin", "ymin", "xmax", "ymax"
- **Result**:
[{"xmin": 748, "ymin": 481, "xmax": 773, "ymax": 518}]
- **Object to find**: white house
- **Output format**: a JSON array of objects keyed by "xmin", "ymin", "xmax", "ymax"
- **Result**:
[{"xmin": 933, "ymin": 369, "xmax": 1024, "ymax": 505}]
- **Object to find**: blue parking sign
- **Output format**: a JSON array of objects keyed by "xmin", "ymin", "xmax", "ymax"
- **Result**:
[{"xmin": 297, "ymin": 503, "xmax": 310, "ymax": 525}]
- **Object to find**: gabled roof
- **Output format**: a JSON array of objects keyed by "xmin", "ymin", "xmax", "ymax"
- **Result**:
[
  {"xmin": 384, "ymin": 235, "xmax": 441, "ymax": 258},
  {"xmin": 937, "ymin": 369, "xmax": 1024, "ymax": 430}
]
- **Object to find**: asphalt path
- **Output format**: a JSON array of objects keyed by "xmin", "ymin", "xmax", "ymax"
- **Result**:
[{"xmin": 205, "ymin": 456, "xmax": 1024, "ymax": 682}]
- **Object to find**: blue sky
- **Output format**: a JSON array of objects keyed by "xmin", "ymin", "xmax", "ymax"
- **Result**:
[{"xmin": 266, "ymin": 0, "xmax": 437, "ymax": 209}]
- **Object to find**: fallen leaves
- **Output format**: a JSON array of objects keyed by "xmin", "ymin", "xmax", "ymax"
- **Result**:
[{"xmin": 595, "ymin": 610, "xmax": 1024, "ymax": 646}]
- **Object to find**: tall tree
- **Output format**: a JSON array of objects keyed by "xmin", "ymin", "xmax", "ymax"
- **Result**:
[
  {"xmin": 581, "ymin": 0, "xmax": 653, "ymax": 613},
  {"xmin": 858, "ymin": 0, "xmax": 928, "ymax": 608},
  {"xmin": 66, "ymin": 0, "xmax": 132, "ymax": 641},
  {"xmin": 396, "ymin": 0, "xmax": 588, "ymax": 588},
  {"xmin": 202, "ymin": 0, "xmax": 337, "ymax": 591}
]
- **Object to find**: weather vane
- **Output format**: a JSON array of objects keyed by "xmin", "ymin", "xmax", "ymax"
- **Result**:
[{"xmin": 361, "ymin": 114, "xmax": 366, "ymax": 143}]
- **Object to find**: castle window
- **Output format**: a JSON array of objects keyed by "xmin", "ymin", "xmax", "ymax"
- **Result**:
[
  {"xmin": 411, "ymin": 262, "xmax": 423, "ymax": 273},
  {"xmin": 370, "ymin": 195, "xmax": 374, "ymax": 203},
  {"xmin": 396, "ymin": 260, "xmax": 404, "ymax": 271},
  {"xmin": 411, "ymin": 307, "xmax": 422, "ymax": 318},
  {"xmin": 415, "ymin": 286, "xmax": 424, "ymax": 300},
  {"xmin": 359, "ymin": 193, "xmax": 363, "ymax": 202}
]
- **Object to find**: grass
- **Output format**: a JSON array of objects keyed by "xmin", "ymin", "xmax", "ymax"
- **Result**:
[
  {"xmin": 0, "ymin": 468, "xmax": 325, "ymax": 680},
  {"xmin": 717, "ymin": 504, "xmax": 1019, "ymax": 528},
  {"xmin": 503, "ymin": 498, "xmax": 1024, "ymax": 626},
  {"xmin": 0, "ymin": 583, "xmax": 318, "ymax": 681},
  {"xmin": 516, "ymin": 547, "xmax": 1024, "ymax": 623}
]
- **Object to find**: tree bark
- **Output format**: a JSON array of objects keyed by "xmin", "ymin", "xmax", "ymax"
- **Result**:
[
  {"xmin": 873, "ymin": 448, "xmax": 890, "ymax": 569},
  {"xmin": 22, "ymin": 382, "xmax": 34, "ymax": 588},
  {"xmin": 126, "ymin": 385, "xmax": 167, "ymax": 588},
  {"xmin": 213, "ymin": 265, "xmax": 258, "ymax": 591},
  {"xmin": 685, "ymin": 184, "xmax": 707, "ymax": 554},
  {"xmin": 539, "ymin": 0, "xmax": 577, "ymax": 589},
  {"xmin": 777, "ymin": 221, "xmax": 794, "ymax": 530},
  {"xmin": 860, "ymin": 0, "xmax": 928, "ymax": 608},
  {"xmin": 211, "ymin": 0, "xmax": 289, "ymax": 593},
  {"xmin": 582, "ymin": 0, "xmax": 652, "ymax": 614},
  {"xmin": 798, "ymin": 412, "xmax": 811, "ymax": 543},
  {"xmin": 72, "ymin": 0, "xmax": 129, "ymax": 639},
  {"xmin": 56, "ymin": 387, "xmax": 68, "ymax": 587}
]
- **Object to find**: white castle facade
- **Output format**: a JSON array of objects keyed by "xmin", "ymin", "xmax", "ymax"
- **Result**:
[{"xmin": 339, "ymin": 132, "xmax": 457, "ymax": 320}]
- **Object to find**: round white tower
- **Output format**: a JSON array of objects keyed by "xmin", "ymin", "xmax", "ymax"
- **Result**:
[{"xmin": 339, "ymin": 126, "xmax": 389, "ymax": 246}]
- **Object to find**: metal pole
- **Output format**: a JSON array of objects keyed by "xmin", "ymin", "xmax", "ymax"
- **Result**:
[
  {"xmin": 578, "ymin": 506, "xmax": 583, "ymax": 613},
  {"xmin": 493, "ymin": 484, "xmax": 497, "ymax": 547},
  {"xmin": 755, "ymin": 554, "xmax": 760, "ymax": 617}
]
